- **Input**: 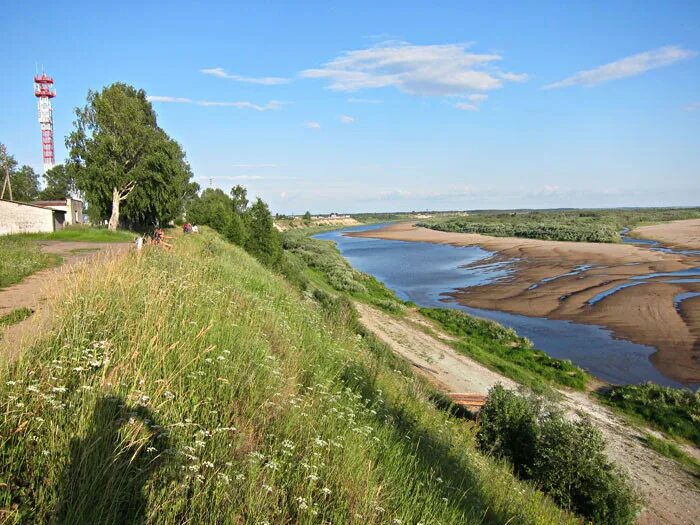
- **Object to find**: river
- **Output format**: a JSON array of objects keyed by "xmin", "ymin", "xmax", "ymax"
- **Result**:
[{"xmin": 315, "ymin": 223, "xmax": 693, "ymax": 388}]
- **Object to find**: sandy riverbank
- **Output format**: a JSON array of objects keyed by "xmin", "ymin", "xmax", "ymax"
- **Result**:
[
  {"xmin": 349, "ymin": 222, "xmax": 700, "ymax": 384},
  {"xmin": 631, "ymin": 218, "xmax": 700, "ymax": 250}
]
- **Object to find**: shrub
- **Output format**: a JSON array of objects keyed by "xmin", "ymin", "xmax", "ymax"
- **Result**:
[{"xmin": 478, "ymin": 386, "xmax": 639, "ymax": 524}]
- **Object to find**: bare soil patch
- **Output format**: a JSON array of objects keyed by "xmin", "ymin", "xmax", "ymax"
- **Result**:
[
  {"xmin": 0, "ymin": 241, "xmax": 129, "ymax": 361},
  {"xmin": 632, "ymin": 219, "xmax": 700, "ymax": 250}
]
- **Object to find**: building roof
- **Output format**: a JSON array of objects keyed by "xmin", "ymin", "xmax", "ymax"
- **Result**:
[
  {"xmin": 31, "ymin": 200, "xmax": 68, "ymax": 206},
  {"xmin": 0, "ymin": 198, "xmax": 66, "ymax": 213}
]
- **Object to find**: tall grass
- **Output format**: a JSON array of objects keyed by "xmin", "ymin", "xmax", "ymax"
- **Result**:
[
  {"xmin": 0, "ymin": 231, "xmax": 573, "ymax": 524},
  {"xmin": 0, "ymin": 237, "xmax": 61, "ymax": 288},
  {"xmin": 420, "ymin": 308, "xmax": 590, "ymax": 391},
  {"xmin": 601, "ymin": 383, "xmax": 700, "ymax": 446}
]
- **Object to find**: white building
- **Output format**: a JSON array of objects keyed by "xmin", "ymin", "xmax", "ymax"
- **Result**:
[
  {"xmin": 31, "ymin": 198, "xmax": 84, "ymax": 225},
  {"xmin": 0, "ymin": 199, "xmax": 66, "ymax": 235}
]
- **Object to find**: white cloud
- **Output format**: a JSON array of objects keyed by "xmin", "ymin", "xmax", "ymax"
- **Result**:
[
  {"xmin": 300, "ymin": 42, "xmax": 526, "ymax": 97},
  {"xmin": 147, "ymin": 96, "xmax": 282, "ymax": 111},
  {"xmin": 305, "ymin": 121, "xmax": 321, "ymax": 129},
  {"xmin": 685, "ymin": 102, "xmax": 700, "ymax": 111},
  {"xmin": 545, "ymin": 45, "xmax": 696, "ymax": 89},
  {"xmin": 339, "ymin": 115, "xmax": 355, "ymax": 124},
  {"xmin": 200, "ymin": 67, "xmax": 290, "ymax": 85},
  {"xmin": 455, "ymin": 94, "xmax": 488, "ymax": 111},
  {"xmin": 348, "ymin": 97, "xmax": 383, "ymax": 104}
]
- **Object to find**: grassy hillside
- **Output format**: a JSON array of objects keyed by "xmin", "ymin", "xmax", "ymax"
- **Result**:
[
  {"xmin": 0, "ymin": 230, "xmax": 573, "ymax": 524},
  {"xmin": 418, "ymin": 207, "xmax": 700, "ymax": 243}
]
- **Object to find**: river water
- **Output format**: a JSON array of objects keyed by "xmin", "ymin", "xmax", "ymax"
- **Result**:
[{"xmin": 315, "ymin": 224, "xmax": 693, "ymax": 388}]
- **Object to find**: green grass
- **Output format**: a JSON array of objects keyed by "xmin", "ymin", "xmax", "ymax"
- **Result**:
[
  {"xmin": 283, "ymin": 230, "xmax": 408, "ymax": 314},
  {"xmin": 0, "ymin": 237, "xmax": 61, "ymax": 288},
  {"xmin": 420, "ymin": 308, "xmax": 590, "ymax": 391},
  {"xmin": 600, "ymin": 383, "xmax": 700, "ymax": 447},
  {"xmin": 0, "ymin": 308, "xmax": 33, "ymax": 328},
  {"xmin": 644, "ymin": 435, "xmax": 700, "ymax": 486},
  {"xmin": 0, "ymin": 230, "xmax": 575, "ymax": 524},
  {"xmin": 419, "ymin": 207, "xmax": 700, "ymax": 243},
  {"xmin": 28, "ymin": 225, "xmax": 134, "ymax": 243}
]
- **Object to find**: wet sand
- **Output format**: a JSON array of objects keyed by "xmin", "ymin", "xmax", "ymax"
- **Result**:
[
  {"xmin": 631, "ymin": 219, "xmax": 700, "ymax": 250},
  {"xmin": 349, "ymin": 222, "xmax": 700, "ymax": 385}
]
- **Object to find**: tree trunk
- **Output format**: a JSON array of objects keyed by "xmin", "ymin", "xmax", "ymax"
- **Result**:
[{"xmin": 108, "ymin": 187, "xmax": 120, "ymax": 231}]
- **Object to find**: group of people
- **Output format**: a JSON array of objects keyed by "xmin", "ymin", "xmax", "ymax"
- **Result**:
[
  {"xmin": 182, "ymin": 223, "xmax": 199, "ymax": 234},
  {"xmin": 134, "ymin": 227, "xmax": 178, "ymax": 251}
]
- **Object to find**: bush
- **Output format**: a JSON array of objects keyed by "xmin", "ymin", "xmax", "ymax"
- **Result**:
[{"xmin": 478, "ymin": 386, "xmax": 639, "ymax": 524}]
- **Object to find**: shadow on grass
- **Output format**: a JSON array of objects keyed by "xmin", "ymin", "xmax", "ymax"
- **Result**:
[
  {"xmin": 55, "ymin": 396, "xmax": 169, "ymax": 524},
  {"xmin": 340, "ymin": 360, "xmax": 531, "ymax": 525}
]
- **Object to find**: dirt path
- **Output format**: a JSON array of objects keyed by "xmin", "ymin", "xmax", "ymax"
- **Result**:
[
  {"xmin": 356, "ymin": 302, "xmax": 700, "ymax": 525},
  {"xmin": 0, "ymin": 241, "xmax": 129, "ymax": 361}
]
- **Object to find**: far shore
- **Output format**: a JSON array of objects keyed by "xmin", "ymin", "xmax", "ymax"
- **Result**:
[{"xmin": 348, "ymin": 221, "xmax": 700, "ymax": 385}]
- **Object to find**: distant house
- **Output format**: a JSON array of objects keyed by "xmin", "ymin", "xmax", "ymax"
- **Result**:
[
  {"xmin": 0, "ymin": 199, "xmax": 66, "ymax": 235},
  {"xmin": 31, "ymin": 198, "xmax": 84, "ymax": 225}
]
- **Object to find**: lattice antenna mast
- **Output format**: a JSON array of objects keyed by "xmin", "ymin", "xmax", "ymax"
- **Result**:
[{"xmin": 34, "ymin": 71, "xmax": 56, "ymax": 174}]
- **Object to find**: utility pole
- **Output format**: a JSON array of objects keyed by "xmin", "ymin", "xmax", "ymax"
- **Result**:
[{"xmin": 0, "ymin": 144, "xmax": 12, "ymax": 201}]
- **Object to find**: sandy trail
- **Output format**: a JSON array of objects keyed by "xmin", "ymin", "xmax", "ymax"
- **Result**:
[
  {"xmin": 350, "ymin": 223, "xmax": 700, "ymax": 384},
  {"xmin": 631, "ymin": 219, "xmax": 700, "ymax": 250},
  {"xmin": 0, "ymin": 241, "xmax": 129, "ymax": 361},
  {"xmin": 356, "ymin": 302, "xmax": 700, "ymax": 525}
]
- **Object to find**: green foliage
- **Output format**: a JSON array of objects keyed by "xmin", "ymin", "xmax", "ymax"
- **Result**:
[
  {"xmin": 39, "ymin": 165, "xmax": 75, "ymax": 200},
  {"xmin": 420, "ymin": 208, "xmax": 700, "ymax": 243},
  {"xmin": 66, "ymin": 83, "xmax": 193, "ymax": 227},
  {"xmin": 420, "ymin": 308, "xmax": 589, "ymax": 390},
  {"xmin": 478, "ymin": 386, "xmax": 639, "ymax": 524},
  {"xmin": 0, "ymin": 231, "xmax": 575, "ymax": 524},
  {"xmin": 186, "ymin": 188, "xmax": 282, "ymax": 268},
  {"xmin": 601, "ymin": 383, "xmax": 700, "ymax": 446},
  {"xmin": 0, "ymin": 308, "xmax": 33, "ymax": 328},
  {"xmin": 303, "ymin": 211, "xmax": 312, "ymax": 224},
  {"xmin": 0, "ymin": 144, "xmax": 39, "ymax": 202},
  {"xmin": 244, "ymin": 198, "xmax": 282, "ymax": 267},
  {"xmin": 0, "ymin": 236, "xmax": 60, "ymax": 288},
  {"xmin": 283, "ymin": 230, "xmax": 406, "ymax": 313}
]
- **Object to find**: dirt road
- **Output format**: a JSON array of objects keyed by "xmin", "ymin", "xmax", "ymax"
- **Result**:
[
  {"xmin": 0, "ymin": 241, "xmax": 129, "ymax": 361},
  {"xmin": 356, "ymin": 302, "xmax": 700, "ymax": 525}
]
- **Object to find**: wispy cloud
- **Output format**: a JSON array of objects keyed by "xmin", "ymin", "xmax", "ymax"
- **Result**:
[
  {"xmin": 545, "ymin": 45, "xmax": 696, "ymax": 89},
  {"xmin": 301, "ymin": 42, "xmax": 526, "ymax": 99},
  {"xmin": 348, "ymin": 97, "xmax": 383, "ymax": 104},
  {"xmin": 339, "ymin": 115, "xmax": 355, "ymax": 124},
  {"xmin": 305, "ymin": 121, "xmax": 321, "ymax": 129},
  {"xmin": 685, "ymin": 101, "xmax": 700, "ymax": 111},
  {"xmin": 455, "ymin": 94, "xmax": 488, "ymax": 111},
  {"xmin": 230, "ymin": 164, "xmax": 279, "ymax": 169},
  {"xmin": 200, "ymin": 67, "xmax": 290, "ymax": 85},
  {"xmin": 148, "ymin": 96, "xmax": 282, "ymax": 111}
]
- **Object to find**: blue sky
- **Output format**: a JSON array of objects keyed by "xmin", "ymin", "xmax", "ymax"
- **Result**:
[{"xmin": 2, "ymin": 1, "xmax": 699, "ymax": 213}]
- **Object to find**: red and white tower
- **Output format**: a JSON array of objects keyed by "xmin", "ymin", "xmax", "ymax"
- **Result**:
[{"xmin": 34, "ymin": 72, "xmax": 56, "ymax": 173}]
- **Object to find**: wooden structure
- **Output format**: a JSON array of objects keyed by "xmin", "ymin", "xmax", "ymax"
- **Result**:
[{"xmin": 447, "ymin": 392, "xmax": 487, "ymax": 413}]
